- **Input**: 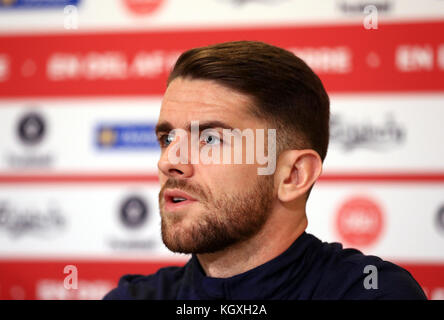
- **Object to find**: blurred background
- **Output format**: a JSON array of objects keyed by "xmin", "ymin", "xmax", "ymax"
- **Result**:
[{"xmin": 0, "ymin": 0, "xmax": 443, "ymax": 300}]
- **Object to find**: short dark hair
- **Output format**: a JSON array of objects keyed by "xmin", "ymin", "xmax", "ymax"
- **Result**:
[{"xmin": 167, "ymin": 40, "xmax": 330, "ymax": 162}]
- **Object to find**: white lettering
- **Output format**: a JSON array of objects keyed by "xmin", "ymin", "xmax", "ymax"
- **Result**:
[
  {"xmin": 129, "ymin": 51, "xmax": 164, "ymax": 78},
  {"xmin": 289, "ymin": 47, "xmax": 352, "ymax": 74},
  {"xmin": 437, "ymin": 44, "xmax": 444, "ymax": 70},
  {"xmin": 396, "ymin": 45, "xmax": 434, "ymax": 72},
  {"xmin": 220, "ymin": 304, "xmax": 267, "ymax": 315},
  {"xmin": 37, "ymin": 279, "xmax": 113, "ymax": 300},
  {"xmin": 176, "ymin": 305, "xmax": 210, "ymax": 317},
  {"xmin": 0, "ymin": 55, "xmax": 9, "ymax": 82}
]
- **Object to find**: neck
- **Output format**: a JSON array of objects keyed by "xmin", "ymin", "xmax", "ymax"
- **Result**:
[{"xmin": 196, "ymin": 206, "xmax": 308, "ymax": 278}]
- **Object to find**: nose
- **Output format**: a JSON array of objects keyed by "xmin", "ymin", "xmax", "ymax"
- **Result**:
[{"xmin": 157, "ymin": 132, "xmax": 194, "ymax": 179}]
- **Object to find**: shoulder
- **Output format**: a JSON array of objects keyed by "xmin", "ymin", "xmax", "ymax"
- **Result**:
[
  {"xmin": 309, "ymin": 237, "xmax": 427, "ymax": 300},
  {"xmin": 103, "ymin": 263, "xmax": 189, "ymax": 300}
]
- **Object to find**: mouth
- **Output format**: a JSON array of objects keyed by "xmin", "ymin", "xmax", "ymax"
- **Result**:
[{"xmin": 163, "ymin": 189, "xmax": 198, "ymax": 211}]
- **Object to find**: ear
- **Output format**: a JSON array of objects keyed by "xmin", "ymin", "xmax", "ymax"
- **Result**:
[{"xmin": 274, "ymin": 149, "xmax": 323, "ymax": 203}]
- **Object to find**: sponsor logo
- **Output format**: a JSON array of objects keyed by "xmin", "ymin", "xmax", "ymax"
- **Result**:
[
  {"xmin": 120, "ymin": 196, "xmax": 148, "ymax": 228},
  {"xmin": 6, "ymin": 111, "xmax": 53, "ymax": 168},
  {"xmin": 0, "ymin": 0, "xmax": 80, "ymax": 9},
  {"xmin": 107, "ymin": 195, "xmax": 157, "ymax": 251},
  {"xmin": 330, "ymin": 113, "xmax": 405, "ymax": 152},
  {"xmin": 436, "ymin": 205, "xmax": 444, "ymax": 234},
  {"xmin": 95, "ymin": 123, "xmax": 159, "ymax": 150},
  {"xmin": 335, "ymin": 196, "xmax": 384, "ymax": 248},
  {"xmin": 337, "ymin": 0, "xmax": 392, "ymax": 15},
  {"xmin": 0, "ymin": 201, "xmax": 66, "ymax": 239},
  {"xmin": 122, "ymin": 0, "xmax": 164, "ymax": 15},
  {"xmin": 17, "ymin": 112, "xmax": 45, "ymax": 145}
]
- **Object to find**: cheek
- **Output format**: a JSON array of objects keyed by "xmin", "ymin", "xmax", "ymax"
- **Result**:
[{"xmin": 205, "ymin": 163, "xmax": 258, "ymax": 190}]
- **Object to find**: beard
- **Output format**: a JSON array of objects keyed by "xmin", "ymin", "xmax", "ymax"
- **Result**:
[{"xmin": 159, "ymin": 174, "xmax": 275, "ymax": 254}]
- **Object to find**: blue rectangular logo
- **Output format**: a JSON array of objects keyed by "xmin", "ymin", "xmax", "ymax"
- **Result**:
[
  {"xmin": 0, "ymin": 0, "xmax": 80, "ymax": 9},
  {"xmin": 95, "ymin": 124, "xmax": 159, "ymax": 150}
]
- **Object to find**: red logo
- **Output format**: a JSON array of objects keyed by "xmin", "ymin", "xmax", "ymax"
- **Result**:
[
  {"xmin": 335, "ymin": 196, "xmax": 384, "ymax": 248},
  {"xmin": 123, "ymin": 0, "xmax": 164, "ymax": 15}
]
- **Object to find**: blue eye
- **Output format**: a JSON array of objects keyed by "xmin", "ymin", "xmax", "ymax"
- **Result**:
[
  {"xmin": 159, "ymin": 132, "xmax": 175, "ymax": 147},
  {"xmin": 202, "ymin": 133, "xmax": 221, "ymax": 145}
]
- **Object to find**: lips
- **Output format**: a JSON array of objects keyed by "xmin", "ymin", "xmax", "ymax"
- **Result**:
[{"xmin": 163, "ymin": 189, "xmax": 198, "ymax": 211}]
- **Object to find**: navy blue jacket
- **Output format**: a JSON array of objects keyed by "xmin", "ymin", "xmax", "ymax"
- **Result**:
[{"xmin": 103, "ymin": 232, "xmax": 427, "ymax": 300}]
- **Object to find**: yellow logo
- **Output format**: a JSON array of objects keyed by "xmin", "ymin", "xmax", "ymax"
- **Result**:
[
  {"xmin": 98, "ymin": 128, "xmax": 117, "ymax": 147},
  {"xmin": 1, "ymin": 0, "xmax": 17, "ymax": 6}
]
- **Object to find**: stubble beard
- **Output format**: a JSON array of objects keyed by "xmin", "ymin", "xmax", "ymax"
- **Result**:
[{"xmin": 159, "ymin": 175, "xmax": 275, "ymax": 254}]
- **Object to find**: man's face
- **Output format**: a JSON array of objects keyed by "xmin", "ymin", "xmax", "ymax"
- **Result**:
[{"xmin": 156, "ymin": 77, "xmax": 275, "ymax": 254}]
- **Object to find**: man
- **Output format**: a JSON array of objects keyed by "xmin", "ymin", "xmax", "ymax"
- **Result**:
[{"xmin": 104, "ymin": 41, "xmax": 426, "ymax": 300}]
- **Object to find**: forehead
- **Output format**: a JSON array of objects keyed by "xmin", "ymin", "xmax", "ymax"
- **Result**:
[{"xmin": 159, "ymin": 78, "xmax": 256, "ymax": 127}]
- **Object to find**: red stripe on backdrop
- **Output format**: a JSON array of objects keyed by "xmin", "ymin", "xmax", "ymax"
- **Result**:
[
  {"xmin": 0, "ymin": 20, "xmax": 444, "ymax": 97},
  {"xmin": 399, "ymin": 263, "xmax": 444, "ymax": 300},
  {"xmin": 0, "ymin": 259, "xmax": 187, "ymax": 300},
  {"xmin": 1, "ymin": 173, "xmax": 444, "ymax": 184},
  {"xmin": 0, "ymin": 259, "xmax": 442, "ymax": 299},
  {"xmin": 318, "ymin": 172, "xmax": 444, "ymax": 183}
]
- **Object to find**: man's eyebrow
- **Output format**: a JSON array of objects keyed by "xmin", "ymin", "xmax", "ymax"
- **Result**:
[
  {"xmin": 191, "ymin": 120, "xmax": 234, "ymax": 132},
  {"xmin": 155, "ymin": 120, "xmax": 234, "ymax": 135},
  {"xmin": 155, "ymin": 121, "xmax": 173, "ymax": 135}
]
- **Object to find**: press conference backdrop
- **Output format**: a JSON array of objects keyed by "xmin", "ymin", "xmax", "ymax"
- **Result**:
[{"xmin": 0, "ymin": 0, "xmax": 444, "ymax": 300}]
